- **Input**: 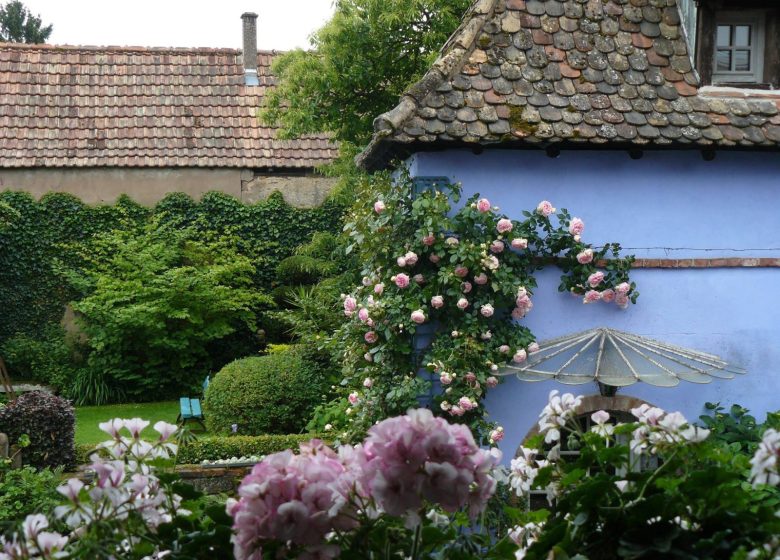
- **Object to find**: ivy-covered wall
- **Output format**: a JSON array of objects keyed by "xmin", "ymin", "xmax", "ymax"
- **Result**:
[{"xmin": 0, "ymin": 190, "xmax": 345, "ymax": 342}]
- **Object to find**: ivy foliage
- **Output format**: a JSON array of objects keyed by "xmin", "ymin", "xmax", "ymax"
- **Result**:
[{"xmin": 0, "ymin": 190, "xmax": 345, "ymax": 343}]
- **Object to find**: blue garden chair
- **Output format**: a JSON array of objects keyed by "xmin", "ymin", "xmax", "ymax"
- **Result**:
[{"xmin": 177, "ymin": 376, "xmax": 209, "ymax": 429}]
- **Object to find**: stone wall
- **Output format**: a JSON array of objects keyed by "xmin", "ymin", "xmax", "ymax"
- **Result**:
[{"xmin": 0, "ymin": 167, "xmax": 337, "ymax": 208}]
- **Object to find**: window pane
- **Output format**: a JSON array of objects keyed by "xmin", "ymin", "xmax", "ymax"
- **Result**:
[
  {"xmin": 716, "ymin": 49, "xmax": 732, "ymax": 71},
  {"xmin": 734, "ymin": 49, "xmax": 751, "ymax": 71},
  {"xmin": 717, "ymin": 25, "xmax": 732, "ymax": 46},
  {"xmin": 735, "ymin": 25, "xmax": 751, "ymax": 46}
]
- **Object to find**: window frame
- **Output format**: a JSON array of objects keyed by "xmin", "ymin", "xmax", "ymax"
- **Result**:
[{"xmin": 712, "ymin": 12, "xmax": 766, "ymax": 84}]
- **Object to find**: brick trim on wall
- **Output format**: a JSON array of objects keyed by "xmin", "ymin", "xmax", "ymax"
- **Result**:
[{"xmin": 597, "ymin": 258, "xmax": 780, "ymax": 269}]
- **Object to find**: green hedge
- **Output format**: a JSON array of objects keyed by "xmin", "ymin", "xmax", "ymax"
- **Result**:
[
  {"xmin": 0, "ymin": 190, "xmax": 345, "ymax": 341},
  {"xmin": 176, "ymin": 434, "xmax": 328, "ymax": 465}
]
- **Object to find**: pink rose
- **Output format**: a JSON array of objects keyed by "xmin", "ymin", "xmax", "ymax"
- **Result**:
[
  {"xmin": 516, "ymin": 294, "xmax": 531, "ymax": 309},
  {"xmin": 459, "ymin": 396, "xmax": 474, "ymax": 410},
  {"xmin": 483, "ymin": 255, "xmax": 500, "ymax": 271},
  {"xmin": 490, "ymin": 240, "xmax": 504, "ymax": 253},
  {"xmin": 616, "ymin": 294, "xmax": 629, "ymax": 309},
  {"xmin": 576, "ymin": 249, "xmax": 594, "ymax": 264},
  {"xmin": 344, "ymin": 296, "xmax": 357, "ymax": 316},
  {"xmin": 474, "ymin": 273, "xmax": 488, "ymax": 285},
  {"xmin": 405, "ymin": 251, "xmax": 419, "ymax": 266},
  {"xmin": 364, "ymin": 331, "xmax": 378, "ymax": 344},
  {"xmin": 422, "ymin": 234, "xmax": 435, "ymax": 246},
  {"xmin": 481, "ymin": 331, "xmax": 492, "ymax": 340},
  {"xmin": 374, "ymin": 200, "xmax": 385, "ymax": 213},
  {"xmin": 511, "ymin": 307, "xmax": 525, "ymax": 320},
  {"xmin": 490, "ymin": 428, "xmax": 504, "ymax": 443},
  {"xmin": 454, "ymin": 266, "xmax": 469, "ymax": 278},
  {"xmin": 394, "ymin": 274, "xmax": 410, "ymax": 288},
  {"xmin": 450, "ymin": 405, "xmax": 465, "ymax": 417},
  {"xmin": 363, "ymin": 378, "xmax": 373, "ymax": 388},
  {"xmin": 413, "ymin": 274, "xmax": 425, "ymax": 284},
  {"xmin": 465, "ymin": 372, "xmax": 477, "ymax": 384},
  {"xmin": 583, "ymin": 290, "xmax": 602, "ymax": 304},
  {"xmin": 486, "ymin": 376, "xmax": 499, "ymax": 388},
  {"xmin": 462, "ymin": 281, "xmax": 472, "ymax": 294},
  {"xmin": 513, "ymin": 349, "xmax": 527, "ymax": 363},
  {"xmin": 528, "ymin": 342, "xmax": 540, "ymax": 354},
  {"xmin": 348, "ymin": 392, "xmax": 359, "ymax": 405},
  {"xmin": 616, "ymin": 282, "xmax": 631, "ymax": 295},
  {"xmin": 362, "ymin": 276, "xmax": 372, "ymax": 287},
  {"xmin": 511, "ymin": 238, "xmax": 528, "ymax": 250},
  {"xmin": 497, "ymin": 218, "xmax": 513, "ymax": 233},
  {"xmin": 536, "ymin": 200, "xmax": 556, "ymax": 216},
  {"xmin": 429, "ymin": 254, "xmax": 441, "ymax": 264},
  {"xmin": 445, "ymin": 237, "xmax": 459, "ymax": 246},
  {"xmin": 364, "ymin": 352, "xmax": 373, "ymax": 362},
  {"xmin": 410, "ymin": 309, "xmax": 426, "ymax": 324},
  {"xmin": 396, "ymin": 256, "xmax": 407, "ymax": 267},
  {"xmin": 457, "ymin": 298, "xmax": 469, "ymax": 310},
  {"xmin": 499, "ymin": 344, "xmax": 510, "ymax": 353},
  {"xmin": 477, "ymin": 198, "xmax": 491, "ymax": 212},
  {"xmin": 480, "ymin": 304, "xmax": 495, "ymax": 317},
  {"xmin": 587, "ymin": 271, "xmax": 605, "ymax": 287},
  {"xmin": 440, "ymin": 372, "xmax": 453, "ymax": 385},
  {"xmin": 431, "ymin": 295, "xmax": 444, "ymax": 308},
  {"xmin": 569, "ymin": 217, "xmax": 585, "ymax": 236},
  {"xmin": 358, "ymin": 307, "xmax": 370, "ymax": 323},
  {"xmin": 601, "ymin": 288, "xmax": 616, "ymax": 303},
  {"xmin": 374, "ymin": 283, "xmax": 384, "ymax": 295}
]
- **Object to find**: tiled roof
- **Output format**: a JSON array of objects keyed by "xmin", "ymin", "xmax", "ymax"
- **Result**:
[
  {"xmin": 0, "ymin": 43, "xmax": 338, "ymax": 169},
  {"xmin": 358, "ymin": 0, "xmax": 780, "ymax": 170}
]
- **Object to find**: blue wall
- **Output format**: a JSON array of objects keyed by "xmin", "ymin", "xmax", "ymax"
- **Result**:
[{"xmin": 409, "ymin": 149, "xmax": 780, "ymax": 461}]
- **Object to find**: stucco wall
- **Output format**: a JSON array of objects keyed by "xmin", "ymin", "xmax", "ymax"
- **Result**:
[
  {"xmin": 409, "ymin": 148, "xmax": 780, "ymax": 461},
  {"xmin": 0, "ymin": 168, "xmax": 336, "ymax": 208}
]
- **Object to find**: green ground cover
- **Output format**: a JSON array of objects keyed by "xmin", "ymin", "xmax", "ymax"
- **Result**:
[{"xmin": 75, "ymin": 401, "xmax": 182, "ymax": 446}]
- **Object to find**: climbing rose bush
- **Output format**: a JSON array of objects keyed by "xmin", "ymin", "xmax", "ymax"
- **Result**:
[
  {"xmin": 228, "ymin": 408, "xmax": 502, "ymax": 560},
  {"xmin": 327, "ymin": 173, "xmax": 637, "ymax": 441},
  {"xmin": 507, "ymin": 391, "xmax": 780, "ymax": 560}
]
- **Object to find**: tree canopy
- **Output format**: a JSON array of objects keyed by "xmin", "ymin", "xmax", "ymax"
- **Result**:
[
  {"xmin": 262, "ymin": 0, "xmax": 471, "ymax": 146},
  {"xmin": 0, "ymin": 0, "xmax": 53, "ymax": 44}
]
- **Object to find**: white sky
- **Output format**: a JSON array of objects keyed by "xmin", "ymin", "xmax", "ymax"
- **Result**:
[{"xmin": 21, "ymin": 0, "xmax": 336, "ymax": 50}]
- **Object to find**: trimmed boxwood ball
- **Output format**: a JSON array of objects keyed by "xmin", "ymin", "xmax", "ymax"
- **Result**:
[
  {"xmin": 0, "ymin": 391, "xmax": 75, "ymax": 469},
  {"xmin": 204, "ymin": 347, "xmax": 329, "ymax": 435}
]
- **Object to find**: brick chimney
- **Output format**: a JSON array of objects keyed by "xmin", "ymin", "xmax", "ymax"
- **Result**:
[{"xmin": 241, "ymin": 12, "xmax": 259, "ymax": 86}]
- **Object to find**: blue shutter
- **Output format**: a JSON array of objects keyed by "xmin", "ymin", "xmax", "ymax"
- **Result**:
[{"xmin": 412, "ymin": 176, "xmax": 451, "ymax": 197}]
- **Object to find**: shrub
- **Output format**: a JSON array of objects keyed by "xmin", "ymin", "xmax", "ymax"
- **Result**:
[
  {"xmin": 275, "ymin": 254, "xmax": 336, "ymax": 285},
  {"xmin": 0, "ymin": 466, "xmax": 62, "ymax": 526},
  {"xmin": 204, "ymin": 346, "xmax": 330, "ymax": 435},
  {"xmin": 0, "ymin": 391, "xmax": 75, "ymax": 469},
  {"xmin": 0, "ymin": 326, "xmax": 79, "ymax": 391},
  {"xmin": 68, "ymin": 224, "xmax": 271, "ymax": 403},
  {"xmin": 176, "ymin": 433, "xmax": 327, "ymax": 464}
]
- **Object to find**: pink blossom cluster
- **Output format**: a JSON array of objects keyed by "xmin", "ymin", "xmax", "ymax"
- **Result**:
[
  {"xmin": 512, "ymin": 286, "xmax": 534, "ymax": 320},
  {"xmin": 581, "ymin": 280, "xmax": 632, "ymax": 308},
  {"xmin": 228, "ymin": 441, "xmax": 357, "ymax": 560},
  {"xmin": 229, "ymin": 410, "xmax": 501, "ymax": 559},
  {"xmin": 0, "ymin": 514, "xmax": 67, "ymax": 560},
  {"xmin": 509, "ymin": 521, "xmax": 545, "ymax": 560},
  {"xmin": 629, "ymin": 404, "xmax": 710, "ymax": 455},
  {"xmin": 538, "ymin": 390, "xmax": 583, "ymax": 444},
  {"xmin": 509, "ymin": 447, "xmax": 549, "ymax": 499},
  {"xmin": 1, "ymin": 418, "xmax": 185, "ymax": 560},
  {"xmin": 749, "ymin": 428, "xmax": 780, "ymax": 487}
]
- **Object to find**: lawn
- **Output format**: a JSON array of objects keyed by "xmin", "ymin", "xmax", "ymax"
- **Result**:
[{"xmin": 75, "ymin": 401, "xmax": 181, "ymax": 446}]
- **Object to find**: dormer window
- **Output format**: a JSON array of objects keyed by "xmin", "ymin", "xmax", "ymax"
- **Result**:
[
  {"xmin": 713, "ymin": 15, "xmax": 765, "ymax": 84},
  {"xmin": 693, "ymin": 1, "xmax": 779, "ymax": 89}
]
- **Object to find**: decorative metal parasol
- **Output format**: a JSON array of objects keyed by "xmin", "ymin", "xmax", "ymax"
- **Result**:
[{"xmin": 500, "ymin": 328, "xmax": 746, "ymax": 388}]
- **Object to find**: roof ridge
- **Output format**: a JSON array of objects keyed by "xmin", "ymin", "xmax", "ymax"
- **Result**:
[{"xmin": 0, "ymin": 42, "xmax": 282, "ymax": 55}]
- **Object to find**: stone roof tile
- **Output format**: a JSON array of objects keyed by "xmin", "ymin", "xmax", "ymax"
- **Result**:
[
  {"xmin": 359, "ymin": 0, "xmax": 780, "ymax": 170},
  {"xmin": 0, "ymin": 43, "xmax": 338, "ymax": 169}
]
